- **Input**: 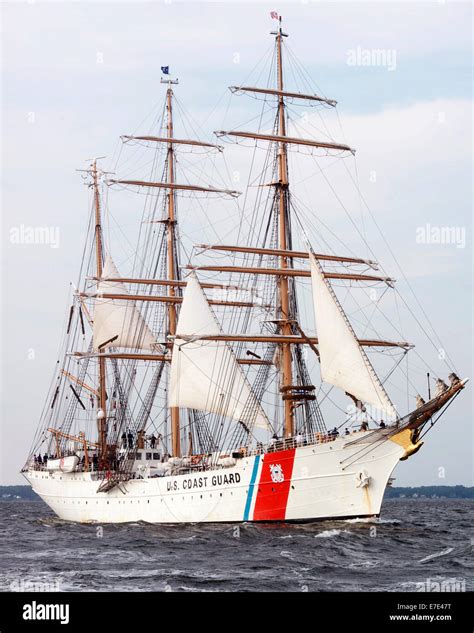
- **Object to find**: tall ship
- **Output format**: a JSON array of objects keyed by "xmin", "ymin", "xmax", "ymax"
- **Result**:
[{"xmin": 23, "ymin": 17, "xmax": 466, "ymax": 523}]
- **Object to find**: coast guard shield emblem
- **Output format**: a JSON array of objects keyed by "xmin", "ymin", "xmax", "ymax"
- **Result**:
[{"xmin": 270, "ymin": 463, "xmax": 284, "ymax": 483}]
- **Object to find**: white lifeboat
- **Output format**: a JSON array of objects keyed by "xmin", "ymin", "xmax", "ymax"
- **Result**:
[{"xmin": 46, "ymin": 455, "xmax": 79, "ymax": 473}]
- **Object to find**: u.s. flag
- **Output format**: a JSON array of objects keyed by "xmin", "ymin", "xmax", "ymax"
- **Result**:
[
  {"xmin": 161, "ymin": 66, "xmax": 169, "ymax": 75},
  {"xmin": 270, "ymin": 11, "xmax": 279, "ymax": 20}
]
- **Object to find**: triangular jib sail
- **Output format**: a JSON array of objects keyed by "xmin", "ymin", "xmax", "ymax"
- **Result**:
[
  {"xmin": 93, "ymin": 255, "xmax": 157, "ymax": 351},
  {"xmin": 309, "ymin": 252, "xmax": 397, "ymax": 418},
  {"xmin": 169, "ymin": 275, "xmax": 270, "ymax": 430}
]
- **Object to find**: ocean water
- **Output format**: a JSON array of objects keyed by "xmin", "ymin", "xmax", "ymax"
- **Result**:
[{"xmin": 0, "ymin": 499, "xmax": 471, "ymax": 592}]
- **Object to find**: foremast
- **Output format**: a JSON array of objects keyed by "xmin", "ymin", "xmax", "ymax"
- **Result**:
[{"xmin": 273, "ymin": 19, "xmax": 293, "ymax": 438}]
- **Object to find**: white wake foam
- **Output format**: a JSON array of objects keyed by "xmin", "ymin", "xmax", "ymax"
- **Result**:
[
  {"xmin": 315, "ymin": 529, "xmax": 349, "ymax": 539},
  {"xmin": 419, "ymin": 547, "xmax": 454, "ymax": 563}
]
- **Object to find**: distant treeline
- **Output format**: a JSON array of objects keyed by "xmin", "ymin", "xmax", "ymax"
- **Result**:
[
  {"xmin": 385, "ymin": 485, "xmax": 473, "ymax": 499},
  {"xmin": 0, "ymin": 484, "xmax": 472, "ymax": 501},
  {"xmin": 0, "ymin": 485, "xmax": 39, "ymax": 500}
]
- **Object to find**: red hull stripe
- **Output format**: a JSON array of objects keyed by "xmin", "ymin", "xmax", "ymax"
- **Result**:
[{"xmin": 253, "ymin": 448, "xmax": 296, "ymax": 521}]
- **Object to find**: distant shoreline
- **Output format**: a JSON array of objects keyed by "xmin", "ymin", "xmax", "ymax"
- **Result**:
[
  {"xmin": 0, "ymin": 484, "xmax": 472, "ymax": 501},
  {"xmin": 384, "ymin": 485, "xmax": 473, "ymax": 499}
]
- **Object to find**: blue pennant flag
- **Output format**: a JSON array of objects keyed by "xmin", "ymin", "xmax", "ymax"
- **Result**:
[{"xmin": 161, "ymin": 66, "xmax": 169, "ymax": 75}]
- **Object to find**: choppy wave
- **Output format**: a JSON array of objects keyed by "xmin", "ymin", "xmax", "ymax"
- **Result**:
[
  {"xmin": 314, "ymin": 529, "xmax": 349, "ymax": 539},
  {"xmin": 0, "ymin": 499, "xmax": 471, "ymax": 592},
  {"xmin": 344, "ymin": 517, "xmax": 401, "ymax": 525},
  {"xmin": 419, "ymin": 547, "xmax": 454, "ymax": 563}
]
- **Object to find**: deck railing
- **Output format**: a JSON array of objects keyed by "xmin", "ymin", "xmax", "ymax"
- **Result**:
[{"xmin": 27, "ymin": 425, "xmax": 388, "ymax": 478}]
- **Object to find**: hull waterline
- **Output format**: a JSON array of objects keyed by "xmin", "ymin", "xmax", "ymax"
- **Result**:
[{"xmin": 26, "ymin": 433, "xmax": 407, "ymax": 524}]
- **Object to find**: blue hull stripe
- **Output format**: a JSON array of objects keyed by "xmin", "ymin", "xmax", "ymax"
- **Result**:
[{"xmin": 243, "ymin": 455, "xmax": 260, "ymax": 521}]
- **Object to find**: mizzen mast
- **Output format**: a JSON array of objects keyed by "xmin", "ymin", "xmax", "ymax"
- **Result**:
[{"xmin": 91, "ymin": 159, "xmax": 108, "ymax": 463}]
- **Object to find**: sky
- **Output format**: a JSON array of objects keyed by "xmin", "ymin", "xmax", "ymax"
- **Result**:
[{"xmin": 1, "ymin": 1, "xmax": 472, "ymax": 486}]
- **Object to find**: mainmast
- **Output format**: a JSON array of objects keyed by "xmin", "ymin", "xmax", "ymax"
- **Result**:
[
  {"xmin": 105, "ymin": 74, "xmax": 241, "ymax": 458},
  {"xmin": 92, "ymin": 159, "xmax": 107, "ymax": 462},
  {"xmin": 162, "ymin": 75, "xmax": 181, "ymax": 457},
  {"xmin": 274, "ymin": 19, "xmax": 293, "ymax": 438}
]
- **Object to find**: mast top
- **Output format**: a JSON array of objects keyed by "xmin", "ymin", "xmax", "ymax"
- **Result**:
[
  {"xmin": 160, "ymin": 65, "xmax": 179, "ymax": 85},
  {"xmin": 270, "ymin": 13, "xmax": 288, "ymax": 37},
  {"xmin": 76, "ymin": 158, "xmax": 114, "ymax": 188}
]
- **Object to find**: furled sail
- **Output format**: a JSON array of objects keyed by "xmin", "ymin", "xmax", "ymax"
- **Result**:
[
  {"xmin": 309, "ymin": 252, "xmax": 396, "ymax": 418},
  {"xmin": 93, "ymin": 255, "xmax": 157, "ymax": 351},
  {"xmin": 169, "ymin": 275, "xmax": 269, "ymax": 430}
]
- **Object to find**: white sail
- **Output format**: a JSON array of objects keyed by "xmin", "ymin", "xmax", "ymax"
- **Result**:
[
  {"xmin": 169, "ymin": 275, "xmax": 269, "ymax": 430},
  {"xmin": 93, "ymin": 255, "xmax": 157, "ymax": 351},
  {"xmin": 309, "ymin": 252, "xmax": 396, "ymax": 418}
]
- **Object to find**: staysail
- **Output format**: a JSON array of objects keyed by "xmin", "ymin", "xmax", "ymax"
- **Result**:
[
  {"xmin": 309, "ymin": 252, "xmax": 396, "ymax": 418},
  {"xmin": 93, "ymin": 255, "xmax": 157, "ymax": 351},
  {"xmin": 169, "ymin": 275, "xmax": 269, "ymax": 430}
]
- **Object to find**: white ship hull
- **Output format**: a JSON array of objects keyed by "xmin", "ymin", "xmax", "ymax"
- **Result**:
[{"xmin": 26, "ymin": 432, "xmax": 409, "ymax": 524}]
